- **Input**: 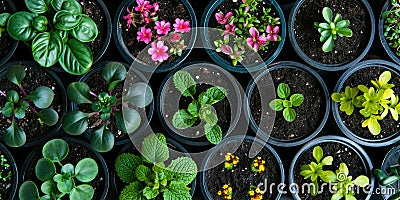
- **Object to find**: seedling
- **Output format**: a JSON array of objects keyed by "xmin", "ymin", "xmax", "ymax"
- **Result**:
[
  {"xmin": 18, "ymin": 139, "xmax": 99, "ymax": 200},
  {"xmin": 62, "ymin": 62, "xmax": 153, "ymax": 152},
  {"xmin": 171, "ymin": 70, "xmax": 227, "ymax": 144},
  {"xmin": 332, "ymin": 71, "xmax": 400, "ymax": 135},
  {"xmin": 0, "ymin": 154, "xmax": 11, "ymax": 183},
  {"xmin": 269, "ymin": 83, "xmax": 304, "ymax": 122},
  {"xmin": 314, "ymin": 7, "xmax": 353, "ymax": 52},
  {"xmin": 0, "ymin": 0, "xmax": 99, "ymax": 75},
  {"xmin": 382, "ymin": 0, "xmax": 400, "ymax": 57},
  {"xmin": 115, "ymin": 133, "xmax": 197, "ymax": 200},
  {"xmin": 0, "ymin": 65, "xmax": 58, "ymax": 147}
]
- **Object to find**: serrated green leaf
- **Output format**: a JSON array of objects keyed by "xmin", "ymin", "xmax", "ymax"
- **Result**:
[
  {"xmin": 172, "ymin": 109, "xmax": 197, "ymax": 129},
  {"xmin": 167, "ymin": 157, "xmax": 197, "ymax": 185},
  {"xmin": 187, "ymin": 101, "xmax": 199, "ymax": 117},
  {"xmin": 75, "ymin": 158, "xmax": 98, "ymax": 183},
  {"xmin": 115, "ymin": 153, "xmax": 142, "ymax": 183},
  {"xmin": 119, "ymin": 182, "xmax": 145, "ymax": 200},
  {"xmin": 204, "ymin": 123, "xmax": 222, "ymax": 144},
  {"xmin": 199, "ymin": 105, "xmax": 218, "ymax": 126},
  {"xmin": 173, "ymin": 71, "xmax": 196, "ymax": 97},
  {"xmin": 35, "ymin": 158, "xmax": 56, "ymax": 181},
  {"xmin": 90, "ymin": 125, "xmax": 114, "ymax": 152},
  {"xmin": 6, "ymin": 65, "xmax": 25, "ymax": 85},
  {"xmin": 135, "ymin": 165, "xmax": 151, "ymax": 182},
  {"xmin": 67, "ymin": 82, "xmax": 92, "ymax": 104},
  {"xmin": 283, "ymin": 107, "xmax": 296, "ymax": 122},
  {"xmin": 143, "ymin": 186, "xmax": 159, "ymax": 199},
  {"xmin": 163, "ymin": 181, "xmax": 191, "ymax": 200},
  {"xmin": 141, "ymin": 134, "xmax": 169, "ymax": 164},
  {"xmin": 277, "ymin": 83, "xmax": 290, "ymax": 99},
  {"xmin": 204, "ymin": 86, "xmax": 226, "ymax": 105}
]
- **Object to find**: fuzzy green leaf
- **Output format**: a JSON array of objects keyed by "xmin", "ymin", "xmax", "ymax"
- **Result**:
[
  {"xmin": 135, "ymin": 165, "xmax": 151, "ymax": 182},
  {"xmin": 172, "ymin": 109, "xmax": 196, "ymax": 129},
  {"xmin": 115, "ymin": 153, "xmax": 142, "ymax": 183},
  {"xmin": 173, "ymin": 71, "xmax": 196, "ymax": 97},
  {"xmin": 204, "ymin": 123, "xmax": 222, "ymax": 144},
  {"xmin": 200, "ymin": 105, "xmax": 218, "ymax": 126},
  {"xmin": 204, "ymin": 86, "xmax": 226, "ymax": 105},
  {"xmin": 119, "ymin": 182, "xmax": 145, "ymax": 200},
  {"xmin": 187, "ymin": 101, "xmax": 199, "ymax": 118},
  {"xmin": 0, "ymin": 13, "xmax": 10, "ymax": 27},
  {"xmin": 163, "ymin": 181, "xmax": 191, "ymax": 200},
  {"xmin": 143, "ymin": 186, "xmax": 159, "ymax": 199},
  {"xmin": 167, "ymin": 157, "xmax": 197, "ymax": 185},
  {"xmin": 141, "ymin": 134, "xmax": 169, "ymax": 164}
]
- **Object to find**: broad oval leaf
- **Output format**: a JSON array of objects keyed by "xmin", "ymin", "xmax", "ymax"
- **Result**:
[
  {"xmin": 25, "ymin": 0, "xmax": 49, "ymax": 14},
  {"xmin": 313, "ymin": 146, "xmax": 323, "ymax": 163},
  {"xmin": 75, "ymin": 158, "xmax": 99, "ymax": 182},
  {"xmin": 60, "ymin": 39, "xmax": 92, "ymax": 75},
  {"xmin": 163, "ymin": 181, "xmax": 191, "ymax": 200},
  {"xmin": 62, "ymin": 111, "xmax": 89, "ymax": 135},
  {"xmin": 70, "ymin": 184, "xmax": 94, "ymax": 200},
  {"xmin": 19, "ymin": 181, "xmax": 40, "ymax": 200},
  {"xmin": 320, "ymin": 170, "xmax": 337, "ymax": 183},
  {"xmin": 277, "ymin": 83, "xmax": 290, "ymax": 99},
  {"xmin": 7, "ymin": 12, "xmax": 38, "ymax": 41},
  {"xmin": 115, "ymin": 108, "xmax": 141, "ymax": 134},
  {"xmin": 322, "ymin": 35, "xmax": 334, "ymax": 52},
  {"xmin": 172, "ymin": 109, "xmax": 196, "ymax": 129},
  {"xmin": 167, "ymin": 157, "xmax": 197, "ymax": 185},
  {"xmin": 6, "ymin": 65, "xmax": 25, "ymax": 86},
  {"xmin": 57, "ymin": 179, "xmax": 75, "ymax": 193},
  {"xmin": 141, "ymin": 134, "xmax": 169, "ymax": 164},
  {"xmin": 71, "ymin": 16, "xmax": 98, "ymax": 43},
  {"xmin": 204, "ymin": 123, "xmax": 222, "ymax": 144},
  {"xmin": 368, "ymin": 119, "xmax": 381, "ymax": 135},
  {"xmin": 283, "ymin": 107, "xmax": 296, "ymax": 122},
  {"xmin": 352, "ymin": 175, "xmax": 369, "ymax": 187},
  {"xmin": 269, "ymin": 99, "xmax": 283, "ymax": 111},
  {"xmin": 61, "ymin": 163, "xmax": 75, "ymax": 176},
  {"xmin": 125, "ymin": 82, "xmax": 153, "ymax": 108},
  {"xmin": 90, "ymin": 125, "xmax": 115, "ymax": 152},
  {"xmin": 53, "ymin": 10, "xmax": 82, "ymax": 30},
  {"xmin": 67, "ymin": 82, "xmax": 92, "ymax": 104},
  {"xmin": 41, "ymin": 180, "xmax": 56, "ymax": 195},
  {"xmin": 38, "ymin": 108, "xmax": 59, "ymax": 126},
  {"xmin": 322, "ymin": 7, "xmax": 333, "ymax": 23},
  {"xmin": 61, "ymin": 0, "xmax": 82, "ymax": 14},
  {"xmin": 102, "ymin": 62, "xmax": 126, "ymax": 91},
  {"xmin": 32, "ymin": 32, "xmax": 63, "ymax": 67},
  {"xmin": 35, "ymin": 158, "xmax": 56, "ymax": 181},
  {"xmin": 32, "ymin": 16, "xmax": 48, "ymax": 32},
  {"xmin": 3, "ymin": 121, "xmax": 26, "ymax": 147},
  {"xmin": 43, "ymin": 139, "xmax": 69, "ymax": 162},
  {"xmin": 0, "ymin": 13, "xmax": 11, "ymax": 27},
  {"xmin": 337, "ymin": 28, "xmax": 353, "ymax": 37},
  {"xmin": 336, "ymin": 20, "xmax": 350, "ymax": 29},
  {"xmin": 26, "ymin": 86, "xmax": 54, "ymax": 109},
  {"xmin": 204, "ymin": 86, "xmax": 226, "ymax": 105},
  {"xmin": 380, "ymin": 71, "xmax": 392, "ymax": 83},
  {"xmin": 291, "ymin": 94, "xmax": 304, "ymax": 107},
  {"xmin": 6, "ymin": 90, "xmax": 19, "ymax": 103},
  {"xmin": 173, "ymin": 70, "xmax": 196, "ymax": 97},
  {"xmin": 115, "ymin": 153, "xmax": 142, "ymax": 183},
  {"xmin": 51, "ymin": 0, "xmax": 65, "ymax": 11}
]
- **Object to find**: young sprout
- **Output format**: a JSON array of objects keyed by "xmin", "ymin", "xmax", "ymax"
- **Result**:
[
  {"xmin": 224, "ymin": 153, "xmax": 239, "ymax": 170},
  {"xmin": 314, "ymin": 7, "xmax": 353, "ymax": 52},
  {"xmin": 382, "ymin": 0, "xmax": 400, "ymax": 57},
  {"xmin": 251, "ymin": 156, "xmax": 266, "ymax": 174},
  {"xmin": 248, "ymin": 185, "xmax": 264, "ymax": 200},
  {"xmin": 218, "ymin": 184, "xmax": 233, "ymax": 199},
  {"xmin": 269, "ymin": 83, "xmax": 304, "ymax": 122}
]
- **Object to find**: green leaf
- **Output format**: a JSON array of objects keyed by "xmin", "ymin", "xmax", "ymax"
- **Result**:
[
  {"xmin": 35, "ymin": 158, "xmax": 56, "ymax": 181},
  {"xmin": 59, "ymin": 39, "xmax": 92, "ymax": 75},
  {"xmin": 32, "ymin": 32, "xmax": 63, "ymax": 67},
  {"xmin": 90, "ymin": 125, "xmax": 115, "ymax": 152},
  {"xmin": 7, "ymin": 11, "xmax": 38, "ymax": 41},
  {"xmin": 57, "ymin": 179, "xmax": 74, "ymax": 193},
  {"xmin": 3, "ymin": 121, "xmax": 26, "ymax": 147},
  {"xmin": 143, "ymin": 186, "xmax": 159, "ymax": 199},
  {"xmin": 120, "ymin": 182, "xmax": 145, "ymax": 200},
  {"xmin": 141, "ymin": 134, "xmax": 169, "ymax": 164},
  {"xmin": 380, "ymin": 71, "xmax": 392, "ymax": 83},
  {"xmin": 320, "ymin": 170, "xmax": 337, "ymax": 183},
  {"xmin": 38, "ymin": 108, "xmax": 59, "ymax": 126},
  {"xmin": 367, "ymin": 118, "xmax": 381, "ymax": 135},
  {"xmin": 321, "ymin": 156, "xmax": 333, "ymax": 165},
  {"xmin": 26, "ymin": 86, "xmax": 54, "ymax": 109},
  {"xmin": 320, "ymin": 30, "xmax": 331, "ymax": 42},
  {"xmin": 67, "ymin": 82, "xmax": 92, "ymax": 104},
  {"xmin": 0, "ymin": 13, "xmax": 10, "ymax": 27},
  {"xmin": 6, "ymin": 90, "xmax": 19, "ymax": 103},
  {"xmin": 115, "ymin": 108, "xmax": 141, "ymax": 134},
  {"xmin": 19, "ymin": 181, "xmax": 40, "ymax": 200},
  {"xmin": 338, "ymin": 163, "xmax": 349, "ymax": 176},
  {"xmin": 6, "ymin": 65, "xmax": 25, "ymax": 85},
  {"xmin": 51, "ymin": 0, "xmax": 64, "ymax": 11},
  {"xmin": 135, "ymin": 165, "xmax": 151, "ymax": 182},
  {"xmin": 334, "ymin": 13, "xmax": 342, "ymax": 23},
  {"xmin": 53, "ymin": 174, "xmax": 63, "ymax": 183},
  {"xmin": 124, "ymin": 82, "xmax": 153, "ymax": 108},
  {"xmin": 290, "ymin": 94, "xmax": 304, "ymax": 107},
  {"xmin": 41, "ymin": 180, "xmax": 56, "ymax": 195},
  {"xmin": 172, "ymin": 109, "xmax": 197, "ymax": 129},
  {"xmin": 61, "ymin": 163, "xmax": 75, "ymax": 176},
  {"xmin": 70, "ymin": 16, "xmax": 98, "ymax": 43},
  {"xmin": 167, "ymin": 157, "xmax": 197, "ymax": 185},
  {"xmin": 62, "ymin": 111, "xmax": 89, "ymax": 135},
  {"xmin": 115, "ymin": 153, "xmax": 142, "ymax": 183},
  {"xmin": 318, "ymin": 22, "xmax": 330, "ymax": 29},
  {"xmin": 322, "ymin": 34, "xmax": 334, "ymax": 52},
  {"xmin": 336, "ymin": 20, "xmax": 350, "ymax": 29},
  {"xmin": 14, "ymin": 107, "xmax": 26, "ymax": 119},
  {"xmin": 163, "ymin": 181, "xmax": 191, "ymax": 200},
  {"xmin": 337, "ymin": 28, "xmax": 353, "ymax": 37},
  {"xmin": 61, "ymin": 0, "xmax": 82, "ymax": 14},
  {"xmin": 322, "ymin": 7, "xmax": 333, "ymax": 23},
  {"xmin": 345, "ymin": 195, "xmax": 357, "ymax": 200},
  {"xmin": 2, "ymin": 102, "xmax": 14, "ymax": 118},
  {"xmin": 70, "ymin": 184, "xmax": 94, "ymax": 200},
  {"xmin": 352, "ymin": 175, "xmax": 369, "ymax": 187},
  {"xmin": 75, "ymin": 158, "xmax": 98, "ymax": 183},
  {"xmin": 283, "ymin": 107, "xmax": 296, "ymax": 122},
  {"xmin": 32, "ymin": 16, "xmax": 48, "ymax": 32},
  {"xmin": 43, "ymin": 139, "xmax": 69, "ymax": 162},
  {"xmin": 204, "ymin": 86, "xmax": 226, "ymax": 105},
  {"xmin": 313, "ymin": 146, "xmax": 323, "ymax": 163},
  {"xmin": 25, "ymin": 0, "xmax": 49, "ymax": 14},
  {"xmin": 204, "ymin": 123, "xmax": 222, "ymax": 144},
  {"xmin": 332, "ymin": 193, "xmax": 343, "ymax": 200},
  {"xmin": 102, "ymin": 62, "xmax": 126, "ymax": 91},
  {"xmin": 277, "ymin": 83, "xmax": 290, "ymax": 99},
  {"xmin": 187, "ymin": 101, "xmax": 199, "ymax": 117},
  {"xmin": 53, "ymin": 10, "xmax": 81, "ymax": 30},
  {"xmin": 173, "ymin": 71, "xmax": 196, "ymax": 97},
  {"xmin": 200, "ymin": 105, "xmax": 218, "ymax": 126}
]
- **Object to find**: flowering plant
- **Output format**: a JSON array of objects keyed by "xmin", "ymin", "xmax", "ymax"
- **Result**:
[
  {"xmin": 213, "ymin": 0, "xmax": 281, "ymax": 66},
  {"xmin": 123, "ymin": 0, "xmax": 191, "ymax": 63}
]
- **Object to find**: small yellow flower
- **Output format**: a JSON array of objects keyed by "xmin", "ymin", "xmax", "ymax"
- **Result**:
[
  {"xmin": 223, "ymin": 184, "xmax": 229, "ymax": 189},
  {"xmin": 249, "ymin": 185, "xmax": 264, "ymax": 200},
  {"xmin": 219, "ymin": 184, "xmax": 233, "ymax": 199},
  {"xmin": 251, "ymin": 156, "xmax": 266, "ymax": 174},
  {"xmin": 224, "ymin": 153, "xmax": 239, "ymax": 170},
  {"xmin": 218, "ymin": 191, "xmax": 222, "ymax": 195}
]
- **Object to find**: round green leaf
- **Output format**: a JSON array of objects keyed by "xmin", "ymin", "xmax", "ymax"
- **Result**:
[
  {"xmin": 61, "ymin": 163, "xmax": 75, "ymax": 176},
  {"xmin": 35, "ymin": 158, "xmax": 56, "ymax": 181},
  {"xmin": 41, "ymin": 180, "xmax": 56, "ymax": 195},
  {"xmin": 38, "ymin": 108, "xmax": 59, "ymax": 126},
  {"xmin": 7, "ymin": 11, "xmax": 38, "ymax": 41},
  {"xmin": 124, "ymin": 82, "xmax": 153, "ymax": 108},
  {"xmin": 0, "ymin": 13, "xmax": 11, "ymax": 27},
  {"xmin": 6, "ymin": 90, "xmax": 19, "ymax": 103},
  {"xmin": 3, "ymin": 121, "xmax": 26, "ymax": 147},
  {"xmin": 75, "ymin": 158, "xmax": 99, "ymax": 182},
  {"xmin": 283, "ymin": 107, "xmax": 296, "ymax": 122},
  {"xmin": 59, "ymin": 39, "xmax": 93, "ymax": 75},
  {"xmin": 290, "ymin": 94, "xmax": 304, "ymax": 107},
  {"xmin": 380, "ymin": 71, "xmax": 392, "ymax": 83},
  {"xmin": 42, "ymin": 139, "xmax": 69, "ymax": 162},
  {"xmin": 70, "ymin": 16, "xmax": 98, "ymax": 43},
  {"xmin": 6, "ymin": 65, "xmax": 25, "ymax": 86},
  {"xmin": 53, "ymin": 10, "xmax": 82, "ymax": 31},
  {"xmin": 102, "ymin": 62, "xmax": 126, "ymax": 91},
  {"xmin": 32, "ymin": 16, "xmax": 48, "ymax": 32},
  {"xmin": 368, "ymin": 119, "xmax": 381, "ymax": 135},
  {"xmin": 61, "ymin": 0, "xmax": 82, "ymax": 14},
  {"xmin": 67, "ymin": 82, "xmax": 92, "ymax": 104},
  {"xmin": 26, "ymin": 86, "xmax": 54, "ymax": 109},
  {"xmin": 115, "ymin": 108, "xmax": 141, "ymax": 134},
  {"xmin": 322, "ymin": 7, "xmax": 333, "ymax": 22},
  {"xmin": 62, "ymin": 111, "xmax": 89, "ymax": 135},
  {"xmin": 53, "ymin": 174, "xmax": 63, "ymax": 183},
  {"xmin": 269, "ymin": 99, "xmax": 283, "ymax": 111},
  {"xmin": 70, "ymin": 184, "xmax": 94, "ymax": 200},
  {"xmin": 57, "ymin": 179, "xmax": 75, "ymax": 193},
  {"xmin": 204, "ymin": 123, "xmax": 222, "ymax": 144},
  {"xmin": 19, "ymin": 181, "xmax": 40, "ymax": 200},
  {"xmin": 141, "ymin": 134, "xmax": 169, "ymax": 164},
  {"xmin": 24, "ymin": 0, "xmax": 49, "ymax": 14},
  {"xmin": 90, "ymin": 125, "xmax": 115, "ymax": 152},
  {"xmin": 277, "ymin": 83, "xmax": 290, "ymax": 99},
  {"xmin": 32, "ymin": 31, "xmax": 62, "ymax": 67}
]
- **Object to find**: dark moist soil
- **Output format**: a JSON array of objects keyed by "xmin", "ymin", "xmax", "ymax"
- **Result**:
[
  {"xmin": 0, "ymin": 150, "xmax": 13, "ymax": 199},
  {"xmin": 0, "ymin": 1, "xmax": 14, "ymax": 61},
  {"xmin": 119, "ymin": 0, "xmax": 191, "ymax": 66},
  {"xmin": 0, "ymin": 67, "xmax": 63, "ymax": 141},
  {"xmin": 208, "ymin": 0, "xmax": 280, "ymax": 66},
  {"xmin": 26, "ymin": 142, "xmax": 106, "ymax": 200},
  {"xmin": 163, "ymin": 68, "xmax": 232, "ymax": 142},
  {"xmin": 205, "ymin": 140, "xmax": 281, "ymax": 199},
  {"xmin": 294, "ymin": 142, "xmax": 369, "ymax": 200},
  {"xmin": 78, "ymin": 69, "xmax": 149, "ymax": 142},
  {"xmin": 78, "ymin": 0, "xmax": 106, "ymax": 58},
  {"xmin": 338, "ymin": 67, "xmax": 400, "ymax": 140},
  {"xmin": 294, "ymin": 0, "xmax": 370, "ymax": 64},
  {"xmin": 250, "ymin": 67, "xmax": 325, "ymax": 140}
]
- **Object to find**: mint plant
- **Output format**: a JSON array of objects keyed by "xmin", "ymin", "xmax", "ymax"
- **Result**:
[
  {"xmin": 18, "ymin": 139, "xmax": 99, "ymax": 200},
  {"xmin": 171, "ymin": 70, "xmax": 227, "ymax": 145},
  {"xmin": 115, "ymin": 133, "xmax": 197, "ymax": 200},
  {"xmin": 382, "ymin": 0, "xmax": 400, "ymax": 57},
  {"xmin": 314, "ymin": 7, "xmax": 353, "ymax": 52},
  {"xmin": 0, "ymin": 65, "xmax": 58, "ymax": 147},
  {"xmin": 269, "ymin": 83, "xmax": 304, "ymax": 122},
  {"xmin": 332, "ymin": 71, "xmax": 400, "ymax": 135},
  {"xmin": 62, "ymin": 62, "xmax": 153, "ymax": 152},
  {"xmin": 0, "ymin": 0, "xmax": 98, "ymax": 75}
]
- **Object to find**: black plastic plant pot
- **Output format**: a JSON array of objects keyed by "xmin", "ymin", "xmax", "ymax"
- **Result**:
[
  {"xmin": 0, "ymin": 61, "xmax": 67, "ymax": 148},
  {"xmin": 158, "ymin": 62, "xmax": 242, "ymax": 147},
  {"xmin": 20, "ymin": 137, "xmax": 109, "ymax": 199},
  {"xmin": 201, "ymin": 0, "xmax": 286, "ymax": 73},
  {"xmin": 332, "ymin": 60, "xmax": 400, "ymax": 147},
  {"xmin": 113, "ymin": 0, "xmax": 197, "ymax": 73},
  {"xmin": 111, "ymin": 137, "xmax": 197, "ymax": 198},
  {"xmin": 379, "ymin": 145, "xmax": 400, "ymax": 200},
  {"xmin": 200, "ymin": 135, "xmax": 285, "ymax": 200},
  {"xmin": 379, "ymin": 1, "xmax": 400, "ymax": 66},
  {"xmin": 246, "ymin": 61, "xmax": 330, "ymax": 147},
  {"xmin": 0, "ymin": 0, "xmax": 18, "ymax": 67},
  {"xmin": 71, "ymin": 61, "xmax": 154, "ymax": 147},
  {"xmin": 288, "ymin": 0, "xmax": 375, "ymax": 71},
  {"xmin": 288, "ymin": 135, "xmax": 374, "ymax": 200},
  {"xmin": 0, "ymin": 142, "xmax": 18, "ymax": 200}
]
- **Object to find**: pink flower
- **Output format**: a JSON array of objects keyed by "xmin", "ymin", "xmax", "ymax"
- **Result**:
[
  {"xmin": 224, "ymin": 23, "xmax": 236, "ymax": 35},
  {"xmin": 244, "ymin": 6, "xmax": 250, "ymax": 12},
  {"xmin": 137, "ymin": 27, "xmax": 152, "ymax": 44},
  {"xmin": 215, "ymin": 11, "xmax": 233, "ymax": 25},
  {"xmin": 246, "ymin": 27, "xmax": 267, "ymax": 51},
  {"xmin": 148, "ymin": 41, "xmax": 169, "ymax": 62},
  {"xmin": 173, "ymin": 18, "xmax": 191, "ymax": 33},
  {"xmin": 155, "ymin": 20, "xmax": 170, "ymax": 35},
  {"xmin": 153, "ymin": 3, "xmax": 159, "ymax": 12},
  {"xmin": 123, "ymin": 7, "xmax": 133, "ymax": 28},
  {"xmin": 266, "ymin": 25, "xmax": 279, "ymax": 41},
  {"xmin": 135, "ymin": 0, "xmax": 152, "ymax": 13},
  {"xmin": 221, "ymin": 44, "xmax": 233, "ymax": 55},
  {"xmin": 170, "ymin": 33, "xmax": 181, "ymax": 42}
]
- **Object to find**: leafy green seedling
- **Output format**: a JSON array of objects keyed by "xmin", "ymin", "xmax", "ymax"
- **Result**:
[
  {"xmin": 314, "ymin": 7, "xmax": 353, "ymax": 52},
  {"xmin": 0, "ymin": 154, "xmax": 11, "ymax": 182},
  {"xmin": 171, "ymin": 70, "xmax": 227, "ymax": 145},
  {"xmin": 62, "ymin": 62, "xmax": 153, "ymax": 152},
  {"xmin": 1, "ymin": 0, "xmax": 99, "ymax": 75},
  {"xmin": 115, "ymin": 133, "xmax": 197, "ymax": 200},
  {"xmin": 300, "ymin": 146, "xmax": 334, "ymax": 196},
  {"xmin": 382, "ymin": 0, "xmax": 400, "ymax": 57},
  {"xmin": 269, "ymin": 83, "xmax": 304, "ymax": 122},
  {"xmin": 0, "ymin": 65, "xmax": 58, "ymax": 147},
  {"xmin": 332, "ymin": 71, "xmax": 400, "ymax": 135},
  {"xmin": 18, "ymin": 139, "xmax": 99, "ymax": 200}
]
